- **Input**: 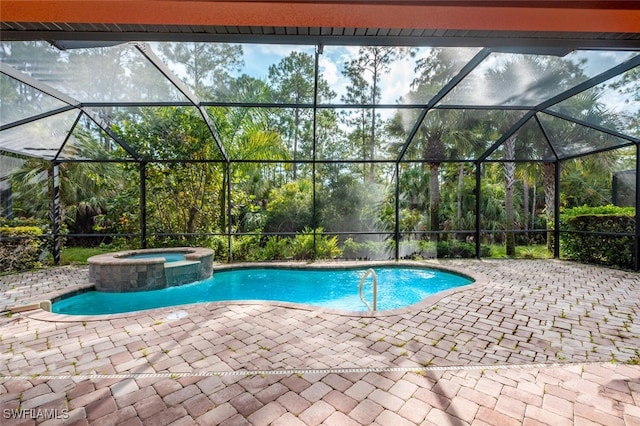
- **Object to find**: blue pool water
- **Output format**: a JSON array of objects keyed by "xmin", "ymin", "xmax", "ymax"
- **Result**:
[
  {"xmin": 52, "ymin": 267, "xmax": 472, "ymax": 315},
  {"xmin": 125, "ymin": 252, "xmax": 186, "ymax": 262}
]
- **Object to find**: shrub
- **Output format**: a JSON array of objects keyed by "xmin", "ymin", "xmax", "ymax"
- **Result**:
[
  {"xmin": 0, "ymin": 226, "xmax": 45, "ymax": 272},
  {"xmin": 291, "ymin": 228, "xmax": 315, "ymax": 260},
  {"xmin": 341, "ymin": 238, "xmax": 393, "ymax": 260},
  {"xmin": 316, "ymin": 233, "xmax": 342, "ymax": 259},
  {"xmin": 209, "ymin": 235, "xmax": 229, "ymax": 261},
  {"xmin": 261, "ymin": 236, "xmax": 291, "ymax": 260},
  {"xmin": 264, "ymin": 179, "xmax": 313, "ymax": 233},
  {"xmin": 436, "ymin": 240, "xmax": 491, "ymax": 258},
  {"xmin": 341, "ymin": 238, "xmax": 362, "ymax": 259},
  {"xmin": 231, "ymin": 234, "xmax": 262, "ymax": 261},
  {"xmin": 288, "ymin": 228, "xmax": 343, "ymax": 260},
  {"xmin": 560, "ymin": 205, "xmax": 635, "ymax": 269}
]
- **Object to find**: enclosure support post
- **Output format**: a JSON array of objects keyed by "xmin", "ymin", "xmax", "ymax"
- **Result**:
[
  {"xmin": 554, "ymin": 160, "xmax": 561, "ymax": 259},
  {"xmin": 635, "ymin": 145, "xmax": 640, "ymax": 271},
  {"xmin": 227, "ymin": 163, "xmax": 232, "ymax": 262},
  {"xmin": 394, "ymin": 162, "xmax": 400, "ymax": 261},
  {"xmin": 140, "ymin": 161, "xmax": 147, "ymax": 249},
  {"xmin": 52, "ymin": 161, "xmax": 61, "ymax": 266},
  {"xmin": 311, "ymin": 44, "xmax": 321, "ymax": 260},
  {"xmin": 475, "ymin": 161, "xmax": 482, "ymax": 259}
]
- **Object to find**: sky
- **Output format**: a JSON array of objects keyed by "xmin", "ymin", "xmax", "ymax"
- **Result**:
[
  {"xmin": 145, "ymin": 41, "xmax": 638, "ymax": 120},
  {"xmin": 236, "ymin": 44, "xmax": 637, "ymax": 115},
  {"xmin": 238, "ymin": 43, "xmax": 420, "ymax": 105}
]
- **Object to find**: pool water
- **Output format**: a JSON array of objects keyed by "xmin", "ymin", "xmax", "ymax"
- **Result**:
[
  {"xmin": 52, "ymin": 267, "xmax": 472, "ymax": 315},
  {"xmin": 124, "ymin": 252, "xmax": 186, "ymax": 262}
]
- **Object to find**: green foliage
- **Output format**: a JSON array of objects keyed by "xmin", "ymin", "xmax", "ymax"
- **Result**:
[
  {"xmin": 315, "ymin": 232, "xmax": 342, "ymax": 260},
  {"xmin": 486, "ymin": 244, "xmax": 551, "ymax": 259},
  {"xmin": 436, "ymin": 241, "xmax": 491, "ymax": 258},
  {"xmin": 264, "ymin": 179, "xmax": 313, "ymax": 233},
  {"xmin": 291, "ymin": 228, "xmax": 315, "ymax": 260},
  {"xmin": 0, "ymin": 226, "xmax": 44, "ymax": 272},
  {"xmin": 342, "ymin": 238, "xmax": 362, "ymax": 259},
  {"xmin": 5, "ymin": 47, "xmax": 637, "ymax": 273},
  {"xmin": 261, "ymin": 236, "xmax": 291, "ymax": 260},
  {"xmin": 317, "ymin": 175, "xmax": 386, "ymax": 233},
  {"xmin": 561, "ymin": 204, "xmax": 635, "ymax": 217},
  {"xmin": 341, "ymin": 238, "xmax": 392, "ymax": 260},
  {"xmin": 560, "ymin": 205, "xmax": 635, "ymax": 269},
  {"xmin": 231, "ymin": 235, "xmax": 263, "ymax": 261},
  {"xmin": 60, "ymin": 247, "xmax": 112, "ymax": 265},
  {"xmin": 209, "ymin": 236, "xmax": 230, "ymax": 261}
]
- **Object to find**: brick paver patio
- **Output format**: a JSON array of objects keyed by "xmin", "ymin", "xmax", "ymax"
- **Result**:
[{"xmin": 1, "ymin": 259, "xmax": 639, "ymax": 425}]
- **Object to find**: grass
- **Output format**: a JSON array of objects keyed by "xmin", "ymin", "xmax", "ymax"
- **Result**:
[
  {"xmin": 487, "ymin": 244, "xmax": 552, "ymax": 259},
  {"xmin": 58, "ymin": 243, "xmax": 553, "ymax": 266},
  {"xmin": 60, "ymin": 247, "xmax": 114, "ymax": 265}
]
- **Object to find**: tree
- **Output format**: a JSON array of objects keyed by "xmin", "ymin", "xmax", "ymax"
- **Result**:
[
  {"xmin": 158, "ymin": 42, "xmax": 244, "ymax": 99},
  {"xmin": 541, "ymin": 88, "xmax": 625, "ymax": 251},
  {"xmin": 208, "ymin": 74, "xmax": 289, "ymax": 232},
  {"xmin": 398, "ymin": 48, "xmax": 482, "ymax": 240},
  {"xmin": 264, "ymin": 179, "xmax": 313, "ymax": 233},
  {"xmin": 268, "ymin": 51, "xmax": 334, "ymax": 180},
  {"xmin": 484, "ymin": 54, "xmax": 589, "ymax": 254},
  {"xmin": 503, "ymin": 135, "xmax": 517, "ymax": 255},
  {"xmin": 0, "ymin": 41, "xmax": 63, "ymax": 121},
  {"xmin": 342, "ymin": 47, "xmax": 408, "ymax": 182},
  {"xmin": 8, "ymin": 127, "xmax": 126, "ymax": 244},
  {"xmin": 609, "ymin": 67, "xmax": 640, "ymax": 136},
  {"xmin": 114, "ymin": 107, "xmax": 223, "ymax": 236}
]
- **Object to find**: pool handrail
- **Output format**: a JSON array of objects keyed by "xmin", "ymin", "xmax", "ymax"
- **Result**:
[{"xmin": 359, "ymin": 268, "xmax": 378, "ymax": 312}]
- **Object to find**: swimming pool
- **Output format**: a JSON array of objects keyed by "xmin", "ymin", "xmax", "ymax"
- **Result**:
[
  {"xmin": 124, "ymin": 252, "xmax": 186, "ymax": 262},
  {"xmin": 52, "ymin": 266, "xmax": 473, "ymax": 315}
]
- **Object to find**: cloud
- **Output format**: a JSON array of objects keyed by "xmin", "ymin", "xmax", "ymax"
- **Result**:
[{"xmin": 380, "ymin": 58, "xmax": 415, "ymax": 104}]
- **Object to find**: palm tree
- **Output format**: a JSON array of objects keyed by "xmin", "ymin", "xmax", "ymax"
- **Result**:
[
  {"xmin": 407, "ymin": 49, "xmax": 492, "ymax": 241},
  {"xmin": 9, "ymin": 130, "xmax": 125, "ymax": 240},
  {"xmin": 540, "ymin": 89, "xmax": 625, "ymax": 251}
]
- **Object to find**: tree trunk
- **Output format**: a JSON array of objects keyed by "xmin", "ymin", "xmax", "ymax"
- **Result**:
[
  {"xmin": 219, "ymin": 164, "xmax": 227, "ymax": 232},
  {"xmin": 542, "ymin": 162, "xmax": 556, "ymax": 252},
  {"xmin": 456, "ymin": 163, "xmax": 464, "ymax": 241},
  {"xmin": 429, "ymin": 162, "xmax": 441, "ymax": 242},
  {"xmin": 531, "ymin": 181, "xmax": 536, "ymax": 231},
  {"xmin": 523, "ymin": 167, "xmax": 530, "ymax": 244},
  {"xmin": 293, "ymin": 106, "xmax": 300, "ymax": 180},
  {"xmin": 504, "ymin": 137, "xmax": 516, "ymax": 257},
  {"xmin": 369, "ymin": 74, "xmax": 377, "ymax": 183}
]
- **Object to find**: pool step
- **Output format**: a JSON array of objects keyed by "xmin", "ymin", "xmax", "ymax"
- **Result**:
[
  {"xmin": 165, "ymin": 260, "xmax": 201, "ymax": 268},
  {"xmin": 164, "ymin": 260, "xmax": 201, "ymax": 287}
]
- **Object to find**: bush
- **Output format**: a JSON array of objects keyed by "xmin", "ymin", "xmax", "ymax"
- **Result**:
[
  {"xmin": 261, "ymin": 236, "xmax": 291, "ymax": 260},
  {"xmin": 560, "ymin": 205, "xmax": 635, "ymax": 269},
  {"xmin": 231, "ymin": 234, "xmax": 262, "ymax": 261},
  {"xmin": 341, "ymin": 238, "xmax": 393, "ymax": 260},
  {"xmin": 264, "ymin": 180, "xmax": 313, "ymax": 233},
  {"xmin": 342, "ymin": 238, "xmax": 364, "ymax": 259},
  {"xmin": 436, "ymin": 240, "xmax": 491, "ymax": 258},
  {"xmin": 316, "ymin": 233, "xmax": 342, "ymax": 260},
  {"xmin": 0, "ymin": 226, "xmax": 45, "ymax": 272}
]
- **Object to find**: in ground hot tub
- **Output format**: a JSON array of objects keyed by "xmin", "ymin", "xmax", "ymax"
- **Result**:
[{"xmin": 88, "ymin": 247, "xmax": 214, "ymax": 292}]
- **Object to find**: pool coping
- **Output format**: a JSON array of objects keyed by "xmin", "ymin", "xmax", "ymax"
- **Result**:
[{"xmin": 23, "ymin": 260, "xmax": 489, "ymax": 322}]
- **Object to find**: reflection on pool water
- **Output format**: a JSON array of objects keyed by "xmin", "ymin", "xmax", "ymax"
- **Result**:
[
  {"xmin": 123, "ymin": 252, "xmax": 186, "ymax": 263},
  {"xmin": 52, "ymin": 266, "xmax": 473, "ymax": 315}
]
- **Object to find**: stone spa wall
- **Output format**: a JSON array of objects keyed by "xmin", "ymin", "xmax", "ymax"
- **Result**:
[{"xmin": 88, "ymin": 247, "xmax": 214, "ymax": 292}]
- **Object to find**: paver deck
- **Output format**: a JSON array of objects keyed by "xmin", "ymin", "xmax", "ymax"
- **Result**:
[{"xmin": 1, "ymin": 259, "xmax": 639, "ymax": 425}]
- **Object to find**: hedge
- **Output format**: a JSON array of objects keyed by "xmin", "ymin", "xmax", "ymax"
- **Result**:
[
  {"xmin": 560, "ymin": 205, "xmax": 636, "ymax": 270},
  {"xmin": 0, "ymin": 226, "xmax": 45, "ymax": 272}
]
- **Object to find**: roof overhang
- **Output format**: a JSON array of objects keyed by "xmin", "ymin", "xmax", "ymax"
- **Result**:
[{"xmin": 2, "ymin": 1, "xmax": 640, "ymax": 48}]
